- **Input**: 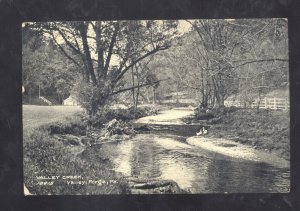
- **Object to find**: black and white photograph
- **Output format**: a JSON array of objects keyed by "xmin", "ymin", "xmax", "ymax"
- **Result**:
[{"xmin": 22, "ymin": 18, "xmax": 290, "ymax": 195}]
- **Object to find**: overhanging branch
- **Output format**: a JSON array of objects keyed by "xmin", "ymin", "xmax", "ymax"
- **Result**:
[
  {"xmin": 111, "ymin": 78, "xmax": 169, "ymax": 95},
  {"xmin": 114, "ymin": 46, "xmax": 170, "ymax": 83},
  {"xmin": 50, "ymin": 32, "xmax": 81, "ymax": 68},
  {"xmin": 233, "ymin": 58, "xmax": 288, "ymax": 70}
]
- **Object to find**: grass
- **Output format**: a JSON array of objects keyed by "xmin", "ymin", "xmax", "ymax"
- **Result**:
[
  {"xmin": 23, "ymin": 105, "xmax": 129, "ymax": 195},
  {"xmin": 24, "ymin": 130, "xmax": 129, "ymax": 195},
  {"xmin": 23, "ymin": 105, "xmax": 83, "ymax": 136},
  {"xmin": 195, "ymin": 107, "xmax": 290, "ymax": 160}
]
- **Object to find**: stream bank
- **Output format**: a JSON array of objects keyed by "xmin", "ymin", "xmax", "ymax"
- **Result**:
[{"xmin": 186, "ymin": 106, "xmax": 290, "ymax": 161}]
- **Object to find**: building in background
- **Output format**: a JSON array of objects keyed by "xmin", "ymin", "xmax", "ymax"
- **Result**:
[{"xmin": 63, "ymin": 96, "xmax": 79, "ymax": 106}]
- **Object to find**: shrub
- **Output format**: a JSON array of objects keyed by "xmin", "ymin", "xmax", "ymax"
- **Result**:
[
  {"xmin": 88, "ymin": 106, "xmax": 158, "ymax": 127},
  {"xmin": 39, "ymin": 114, "xmax": 87, "ymax": 136},
  {"xmin": 72, "ymin": 79, "xmax": 112, "ymax": 116}
]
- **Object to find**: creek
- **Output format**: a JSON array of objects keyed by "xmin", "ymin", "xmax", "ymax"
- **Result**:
[{"xmin": 88, "ymin": 108, "xmax": 290, "ymax": 193}]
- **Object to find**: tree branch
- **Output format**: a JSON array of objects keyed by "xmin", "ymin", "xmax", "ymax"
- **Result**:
[
  {"xmin": 54, "ymin": 25, "xmax": 82, "ymax": 55},
  {"xmin": 114, "ymin": 45, "xmax": 170, "ymax": 83},
  {"xmin": 50, "ymin": 32, "xmax": 81, "ymax": 68},
  {"xmin": 233, "ymin": 58, "xmax": 288, "ymax": 70},
  {"xmin": 111, "ymin": 78, "xmax": 169, "ymax": 95}
]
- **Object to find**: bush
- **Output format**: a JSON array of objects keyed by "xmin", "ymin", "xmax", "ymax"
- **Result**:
[
  {"xmin": 195, "ymin": 106, "xmax": 239, "ymax": 120},
  {"xmin": 39, "ymin": 114, "xmax": 87, "ymax": 136},
  {"xmin": 88, "ymin": 106, "xmax": 158, "ymax": 127},
  {"xmin": 104, "ymin": 119, "xmax": 136, "ymax": 136},
  {"xmin": 72, "ymin": 79, "xmax": 112, "ymax": 115},
  {"xmin": 46, "ymin": 122, "xmax": 86, "ymax": 136},
  {"xmin": 194, "ymin": 107, "xmax": 215, "ymax": 120}
]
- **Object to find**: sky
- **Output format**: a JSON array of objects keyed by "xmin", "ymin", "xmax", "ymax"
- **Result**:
[
  {"xmin": 22, "ymin": 19, "xmax": 192, "ymax": 33},
  {"xmin": 177, "ymin": 20, "xmax": 192, "ymax": 34}
]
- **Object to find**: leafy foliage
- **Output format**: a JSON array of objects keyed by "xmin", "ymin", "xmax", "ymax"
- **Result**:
[
  {"xmin": 72, "ymin": 79, "xmax": 112, "ymax": 115},
  {"xmin": 25, "ymin": 20, "xmax": 178, "ymax": 114},
  {"xmin": 22, "ymin": 27, "xmax": 80, "ymax": 103}
]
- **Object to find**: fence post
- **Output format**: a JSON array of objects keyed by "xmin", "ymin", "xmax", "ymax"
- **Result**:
[{"xmin": 264, "ymin": 98, "xmax": 267, "ymax": 109}]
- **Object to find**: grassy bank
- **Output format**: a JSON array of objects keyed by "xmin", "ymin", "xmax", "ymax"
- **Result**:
[
  {"xmin": 194, "ymin": 107, "xmax": 290, "ymax": 160},
  {"xmin": 23, "ymin": 105, "xmax": 159, "ymax": 195},
  {"xmin": 23, "ymin": 115, "xmax": 129, "ymax": 195}
]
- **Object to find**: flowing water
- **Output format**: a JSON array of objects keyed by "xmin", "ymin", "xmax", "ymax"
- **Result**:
[{"xmin": 91, "ymin": 109, "xmax": 290, "ymax": 193}]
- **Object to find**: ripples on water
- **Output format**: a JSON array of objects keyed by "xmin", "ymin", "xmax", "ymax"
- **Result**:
[{"xmin": 96, "ymin": 132, "xmax": 290, "ymax": 193}]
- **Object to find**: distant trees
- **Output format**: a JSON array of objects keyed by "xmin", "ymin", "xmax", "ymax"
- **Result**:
[
  {"xmin": 26, "ymin": 20, "xmax": 178, "ymax": 115},
  {"xmin": 116, "ymin": 57, "xmax": 166, "ymax": 108},
  {"xmin": 233, "ymin": 19, "xmax": 289, "ymax": 108},
  {"xmin": 157, "ymin": 18, "xmax": 288, "ymax": 109},
  {"xmin": 129, "ymin": 56, "xmax": 157, "ymax": 112},
  {"xmin": 22, "ymin": 26, "xmax": 79, "ymax": 104}
]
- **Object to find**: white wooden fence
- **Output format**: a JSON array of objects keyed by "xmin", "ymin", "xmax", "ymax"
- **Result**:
[{"xmin": 224, "ymin": 97, "xmax": 289, "ymax": 110}]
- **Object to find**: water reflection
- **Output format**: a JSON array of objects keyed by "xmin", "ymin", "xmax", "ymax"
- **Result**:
[
  {"xmin": 113, "ymin": 141, "xmax": 133, "ymax": 176},
  {"xmin": 205, "ymin": 157, "xmax": 290, "ymax": 193},
  {"xmin": 100, "ymin": 134, "xmax": 290, "ymax": 193},
  {"xmin": 158, "ymin": 151, "xmax": 209, "ymax": 192}
]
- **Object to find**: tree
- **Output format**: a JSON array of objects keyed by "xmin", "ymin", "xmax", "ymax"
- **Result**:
[
  {"xmin": 162, "ymin": 19, "xmax": 288, "ymax": 109},
  {"xmin": 27, "ymin": 20, "xmax": 178, "ymax": 115},
  {"xmin": 22, "ymin": 27, "xmax": 80, "ymax": 104},
  {"xmin": 234, "ymin": 19, "xmax": 289, "ymax": 109},
  {"xmin": 129, "ymin": 56, "xmax": 155, "ymax": 113}
]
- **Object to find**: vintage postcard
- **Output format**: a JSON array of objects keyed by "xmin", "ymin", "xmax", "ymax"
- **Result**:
[{"xmin": 22, "ymin": 19, "xmax": 290, "ymax": 195}]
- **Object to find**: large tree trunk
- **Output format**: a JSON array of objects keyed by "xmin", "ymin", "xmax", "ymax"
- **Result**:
[{"xmin": 78, "ymin": 22, "xmax": 97, "ymax": 84}]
